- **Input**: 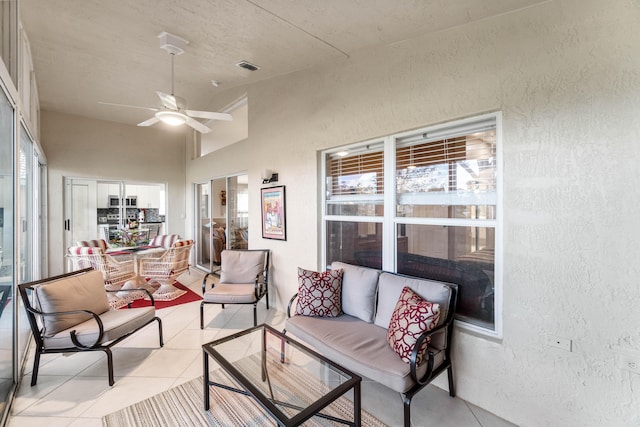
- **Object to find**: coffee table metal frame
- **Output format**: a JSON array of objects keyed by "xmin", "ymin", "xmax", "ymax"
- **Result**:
[{"xmin": 202, "ymin": 323, "xmax": 362, "ymax": 427}]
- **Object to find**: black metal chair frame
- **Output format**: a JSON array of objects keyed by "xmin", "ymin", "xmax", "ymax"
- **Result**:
[
  {"xmin": 18, "ymin": 268, "xmax": 164, "ymax": 386},
  {"xmin": 200, "ymin": 249, "xmax": 270, "ymax": 328}
]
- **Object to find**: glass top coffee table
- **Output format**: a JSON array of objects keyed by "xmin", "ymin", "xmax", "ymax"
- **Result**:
[{"xmin": 202, "ymin": 324, "xmax": 362, "ymax": 426}]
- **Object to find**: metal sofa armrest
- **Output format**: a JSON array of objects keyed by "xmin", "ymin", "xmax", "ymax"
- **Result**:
[
  {"xmin": 286, "ymin": 293, "xmax": 299, "ymax": 318},
  {"xmin": 27, "ymin": 306, "xmax": 105, "ymax": 349},
  {"xmin": 409, "ymin": 321, "xmax": 452, "ymax": 385}
]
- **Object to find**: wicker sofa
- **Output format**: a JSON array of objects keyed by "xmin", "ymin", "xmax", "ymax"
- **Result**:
[{"xmin": 284, "ymin": 262, "xmax": 458, "ymax": 427}]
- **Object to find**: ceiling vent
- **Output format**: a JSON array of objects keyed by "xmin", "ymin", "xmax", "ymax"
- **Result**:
[{"xmin": 235, "ymin": 60, "xmax": 261, "ymax": 71}]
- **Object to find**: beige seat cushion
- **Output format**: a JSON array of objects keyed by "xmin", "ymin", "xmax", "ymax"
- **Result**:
[
  {"xmin": 203, "ymin": 284, "xmax": 257, "ymax": 304},
  {"xmin": 43, "ymin": 306, "xmax": 156, "ymax": 349},
  {"xmin": 33, "ymin": 270, "xmax": 110, "ymax": 337}
]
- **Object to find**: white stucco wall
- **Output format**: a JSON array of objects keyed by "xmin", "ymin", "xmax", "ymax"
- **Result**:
[
  {"xmin": 186, "ymin": 1, "xmax": 640, "ymax": 425},
  {"xmin": 41, "ymin": 111, "xmax": 188, "ymax": 276}
]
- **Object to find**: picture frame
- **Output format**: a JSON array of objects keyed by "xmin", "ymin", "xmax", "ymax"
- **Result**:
[{"xmin": 261, "ymin": 185, "xmax": 286, "ymax": 240}]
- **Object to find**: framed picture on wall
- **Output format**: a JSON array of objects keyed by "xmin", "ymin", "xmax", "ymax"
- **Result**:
[{"xmin": 261, "ymin": 185, "xmax": 286, "ymax": 240}]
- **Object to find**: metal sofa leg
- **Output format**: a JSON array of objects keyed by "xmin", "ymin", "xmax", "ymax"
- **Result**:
[
  {"xmin": 105, "ymin": 348, "xmax": 115, "ymax": 386},
  {"xmin": 30, "ymin": 351, "xmax": 41, "ymax": 386},
  {"xmin": 402, "ymin": 394, "xmax": 412, "ymax": 427},
  {"xmin": 156, "ymin": 317, "xmax": 164, "ymax": 346},
  {"xmin": 448, "ymin": 364, "xmax": 456, "ymax": 397}
]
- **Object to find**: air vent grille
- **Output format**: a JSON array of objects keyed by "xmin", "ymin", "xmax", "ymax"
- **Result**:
[{"xmin": 236, "ymin": 60, "xmax": 261, "ymax": 71}]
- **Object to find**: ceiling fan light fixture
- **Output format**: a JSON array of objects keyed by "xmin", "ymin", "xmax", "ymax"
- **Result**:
[{"xmin": 155, "ymin": 110, "xmax": 187, "ymax": 126}]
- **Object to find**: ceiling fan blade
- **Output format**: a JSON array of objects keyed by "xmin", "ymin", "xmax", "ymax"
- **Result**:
[
  {"xmin": 156, "ymin": 91, "xmax": 178, "ymax": 110},
  {"xmin": 185, "ymin": 110, "xmax": 233, "ymax": 121},
  {"xmin": 185, "ymin": 117, "xmax": 212, "ymax": 134},
  {"xmin": 99, "ymin": 101, "xmax": 158, "ymax": 112},
  {"xmin": 137, "ymin": 116, "xmax": 160, "ymax": 127}
]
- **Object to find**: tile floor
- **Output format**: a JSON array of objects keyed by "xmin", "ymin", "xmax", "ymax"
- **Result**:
[{"xmin": 7, "ymin": 270, "xmax": 515, "ymax": 427}]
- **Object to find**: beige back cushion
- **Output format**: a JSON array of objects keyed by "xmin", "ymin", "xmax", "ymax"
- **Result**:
[
  {"xmin": 34, "ymin": 270, "xmax": 110, "ymax": 337},
  {"xmin": 220, "ymin": 250, "xmax": 266, "ymax": 284},
  {"xmin": 331, "ymin": 261, "xmax": 380, "ymax": 323},
  {"xmin": 374, "ymin": 272, "xmax": 453, "ymax": 329}
]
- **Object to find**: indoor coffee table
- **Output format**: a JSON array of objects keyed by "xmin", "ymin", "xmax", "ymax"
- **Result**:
[{"xmin": 202, "ymin": 324, "xmax": 362, "ymax": 426}]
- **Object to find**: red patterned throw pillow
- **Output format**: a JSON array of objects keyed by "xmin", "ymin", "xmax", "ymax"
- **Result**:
[
  {"xmin": 386, "ymin": 286, "xmax": 441, "ymax": 364},
  {"xmin": 295, "ymin": 268, "xmax": 343, "ymax": 317}
]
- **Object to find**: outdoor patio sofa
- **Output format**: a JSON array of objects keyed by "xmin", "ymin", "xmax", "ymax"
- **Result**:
[{"xmin": 284, "ymin": 261, "xmax": 458, "ymax": 427}]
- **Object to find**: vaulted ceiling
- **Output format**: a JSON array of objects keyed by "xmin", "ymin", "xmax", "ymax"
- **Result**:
[{"xmin": 20, "ymin": 0, "xmax": 547, "ymax": 127}]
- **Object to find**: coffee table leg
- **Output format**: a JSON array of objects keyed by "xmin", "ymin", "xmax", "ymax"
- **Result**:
[
  {"xmin": 354, "ymin": 382, "xmax": 361, "ymax": 427},
  {"xmin": 203, "ymin": 350, "xmax": 210, "ymax": 411}
]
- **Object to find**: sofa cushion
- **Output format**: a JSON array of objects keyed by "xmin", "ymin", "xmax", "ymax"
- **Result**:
[
  {"xmin": 296, "ymin": 268, "xmax": 343, "ymax": 317},
  {"xmin": 387, "ymin": 286, "xmax": 440, "ymax": 364},
  {"xmin": 42, "ymin": 306, "xmax": 156, "ymax": 349},
  {"xmin": 374, "ymin": 272, "xmax": 452, "ymax": 330},
  {"xmin": 286, "ymin": 314, "xmax": 444, "ymax": 393},
  {"xmin": 331, "ymin": 261, "xmax": 380, "ymax": 323},
  {"xmin": 33, "ymin": 270, "xmax": 110, "ymax": 337}
]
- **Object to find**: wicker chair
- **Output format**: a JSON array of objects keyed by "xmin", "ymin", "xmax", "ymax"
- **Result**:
[
  {"xmin": 67, "ymin": 246, "xmax": 137, "ymax": 309},
  {"xmin": 138, "ymin": 239, "xmax": 194, "ymax": 300}
]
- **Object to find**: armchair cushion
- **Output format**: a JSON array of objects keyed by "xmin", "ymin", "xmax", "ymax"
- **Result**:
[
  {"xmin": 203, "ymin": 284, "xmax": 257, "ymax": 304},
  {"xmin": 33, "ymin": 270, "xmax": 110, "ymax": 337},
  {"xmin": 295, "ymin": 268, "xmax": 343, "ymax": 317},
  {"xmin": 331, "ymin": 261, "xmax": 380, "ymax": 323},
  {"xmin": 219, "ymin": 250, "xmax": 265, "ymax": 283},
  {"xmin": 386, "ymin": 286, "xmax": 440, "ymax": 364}
]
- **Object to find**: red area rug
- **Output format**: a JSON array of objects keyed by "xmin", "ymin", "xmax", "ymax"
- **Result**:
[{"xmin": 126, "ymin": 282, "xmax": 202, "ymax": 309}]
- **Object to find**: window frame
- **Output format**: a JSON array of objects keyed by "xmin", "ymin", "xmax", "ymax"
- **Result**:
[{"xmin": 321, "ymin": 112, "xmax": 503, "ymax": 338}]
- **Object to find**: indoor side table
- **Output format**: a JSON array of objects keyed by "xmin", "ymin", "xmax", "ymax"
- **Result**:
[{"xmin": 202, "ymin": 323, "xmax": 362, "ymax": 426}]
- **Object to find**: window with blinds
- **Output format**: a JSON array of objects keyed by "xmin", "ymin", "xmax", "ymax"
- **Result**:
[
  {"xmin": 325, "ymin": 144, "xmax": 384, "ymax": 216},
  {"xmin": 396, "ymin": 121, "xmax": 497, "ymax": 220}
]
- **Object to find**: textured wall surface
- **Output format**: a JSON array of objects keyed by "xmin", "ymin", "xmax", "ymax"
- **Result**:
[{"xmin": 186, "ymin": 0, "xmax": 640, "ymax": 425}]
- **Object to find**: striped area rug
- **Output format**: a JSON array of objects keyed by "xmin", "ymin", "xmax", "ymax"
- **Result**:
[{"xmin": 102, "ymin": 354, "xmax": 388, "ymax": 426}]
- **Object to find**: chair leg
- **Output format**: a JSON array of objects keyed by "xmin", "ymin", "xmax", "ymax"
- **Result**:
[
  {"xmin": 402, "ymin": 394, "xmax": 412, "ymax": 427},
  {"xmin": 253, "ymin": 304, "xmax": 257, "ymax": 327},
  {"xmin": 30, "ymin": 351, "xmax": 41, "ymax": 386},
  {"xmin": 266, "ymin": 288, "xmax": 270, "ymax": 309},
  {"xmin": 104, "ymin": 348, "xmax": 115, "ymax": 386},
  {"xmin": 200, "ymin": 301, "xmax": 205, "ymax": 329}
]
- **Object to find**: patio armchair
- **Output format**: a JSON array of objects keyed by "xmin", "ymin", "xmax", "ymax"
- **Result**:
[
  {"xmin": 18, "ymin": 268, "xmax": 163, "ymax": 386},
  {"xmin": 138, "ymin": 239, "xmax": 194, "ymax": 300},
  {"xmin": 200, "ymin": 249, "xmax": 270, "ymax": 328}
]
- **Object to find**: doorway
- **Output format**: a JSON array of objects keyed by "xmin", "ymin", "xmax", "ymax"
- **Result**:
[{"xmin": 195, "ymin": 174, "xmax": 248, "ymax": 271}]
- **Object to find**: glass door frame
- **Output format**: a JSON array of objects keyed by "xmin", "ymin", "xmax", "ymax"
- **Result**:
[{"xmin": 194, "ymin": 173, "xmax": 248, "ymax": 272}]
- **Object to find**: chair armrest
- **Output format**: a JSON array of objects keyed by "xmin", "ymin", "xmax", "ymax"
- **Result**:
[
  {"xmin": 409, "ymin": 321, "xmax": 452, "ymax": 385},
  {"xmin": 201, "ymin": 268, "xmax": 221, "ymax": 294},
  {"xmin": 286, "ymin": 293, "xmax": 299, "ymax": 318},
  {"xmin": 26, "ymin": 306, "xmax": 105, "ymax": 349}
]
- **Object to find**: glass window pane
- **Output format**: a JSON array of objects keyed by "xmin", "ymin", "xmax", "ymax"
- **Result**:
[
  {"xmin": 325, "ymin": 145, "xmax": 384, "ymax": 217},
  {"xmin": 396, "ymin": 130, "xmax": 496, "ymax": 219},
  {"xmin": 397, "ymin": 224, "xmax": 495, "ymax": 329},
  {"xmin": 326, "ymin": 220, "xmax": 382, "ymax": 268}
]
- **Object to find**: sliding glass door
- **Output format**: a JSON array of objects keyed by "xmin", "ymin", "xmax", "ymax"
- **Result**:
[{"xmin": 195, "ymin": 174, "xmax": 248, "ymax": 271}]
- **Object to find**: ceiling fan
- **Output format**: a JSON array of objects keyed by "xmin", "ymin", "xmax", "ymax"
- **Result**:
[{"xmin": 100, "ymin": 32, "xmax": 232, "ymax": 134}]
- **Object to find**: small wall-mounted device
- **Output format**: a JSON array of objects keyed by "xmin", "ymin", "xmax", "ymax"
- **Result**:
[{"xmin": 261, "ymin": 169, "xmax": 278, "ymax": 185}]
